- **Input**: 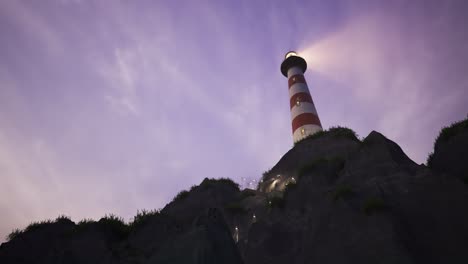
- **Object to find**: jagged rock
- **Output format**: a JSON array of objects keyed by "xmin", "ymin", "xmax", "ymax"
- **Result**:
[
  {"xmin": 125, "ymin": 179, "xmax": 244, "ymax": 263},
  {"xmin": 146, "ymin": 208, "xmax": 243, "ymax": 264},
  {"xmin": 1, "ymin": 122, "xmax": 468, "ymax": 264},
  {"xmin": 243, "ymin": 128, "xmax": 468, "ymax": 264},
  {"xmin": 429, "ymin": 118, "xmax": 468, "ymax": 182},
  {"xmin": 259, "ymin": 127, "xmax": 361, "ymax": 192},
  {"xmin": 60, "ymin": 224, "xmax": 115, "ymax": 264}
]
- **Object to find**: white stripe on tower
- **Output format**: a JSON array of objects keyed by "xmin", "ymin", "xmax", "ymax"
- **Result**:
[
  {"xmin": 290, "ymin": 102, "xmax": 318, "ymax": 120},
  {"xmin": 280, "ymin": 51, "xmax": 323, "ymax": 143},
  {"xmin": 289, "ymin": 83, "xmax": 311, "ymax": 97}
]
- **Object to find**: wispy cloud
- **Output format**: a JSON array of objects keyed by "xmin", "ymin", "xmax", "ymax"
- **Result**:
[
  {"xmin": 0, "ymin": 1, "xmax": 63, "ymax": 55},
  {"xmin": 1, "ymin": 0, "xmax": 467, "ymax": 244},
  {"xmin": 98, "ymin": 48, "xmax": 141, "ymax": 116},
  {"xmin": 298, "ymin": 11, "xmax": 468, "ymax": 162}
]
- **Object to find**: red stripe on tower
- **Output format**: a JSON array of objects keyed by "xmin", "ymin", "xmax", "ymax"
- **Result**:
[
  {"xmin": 289, "ymin": 92, "xmax": 313, "ymax": 109},
  {"xmin": 288, "ymin": 74, "xmax": 306, "ymax": 88},
  {"xmin": 280, "ymin": 51, "xmax": 323, "ymax": 143},
  {"xmin": 292, "ymin": 113, "xmax": 322, "ymax": 133}
]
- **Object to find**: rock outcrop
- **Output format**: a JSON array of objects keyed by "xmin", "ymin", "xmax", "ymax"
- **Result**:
[
  {"xmin": 429, "ymin": 118, "xmax": 468, "ymax": 183},
  {"xmin": 1, "ymin": 121, "xmax": 468, "ymax": 264}
]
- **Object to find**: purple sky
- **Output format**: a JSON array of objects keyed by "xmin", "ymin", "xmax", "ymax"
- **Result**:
[{"xmin": 1, "ymin": 0, "xmax": 467, "ymax": 242}]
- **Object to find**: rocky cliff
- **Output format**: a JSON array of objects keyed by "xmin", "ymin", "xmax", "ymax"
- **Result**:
[{"xmin": 1, "ymin": 119, "xmax": 468, "ymax": 264}]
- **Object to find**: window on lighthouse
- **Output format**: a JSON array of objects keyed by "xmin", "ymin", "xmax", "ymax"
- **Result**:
[
  {"xmin": 296, "ymin": 98, "xmax": 301, "ymax": 106},
  {"xmin": 301, "ymin": 128, "xmax": 305, "ymax": 135}
]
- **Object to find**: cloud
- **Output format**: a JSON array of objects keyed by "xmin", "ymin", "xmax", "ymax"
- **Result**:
[
  {"xmin": 2, "ymin": 0, "xmax": 466, "ymax": 244},
  {"xmin": 97, "ymin": 48, "xmax": 141, "ymax": 116},
  {"xmin": 298, "ymin": 11, "xmax": 468, "ymax": 162},
  {"xmin": 57, "ymin": 0, "xmax": 82, "ymax": 4},
  {"xmin": 0, "ymin": 1, "xmax": 63, "ymax": 55},
  {"xmin": 0, "ymin": 119, "xmax": 169, "ymax": 243},
  {"xmin": 0, "ymin": 133, "xmax": 70, "ymax": 241}
]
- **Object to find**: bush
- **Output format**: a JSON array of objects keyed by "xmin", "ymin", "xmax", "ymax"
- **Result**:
[
  {"xmin": 332, "ymin": 185, "xmax": 354, "ymax": 202},
  {"xmin": 6, "ymin": 228, "xmax": 23, "ymax": 241},
  {"xmin": 24, "ymin": 219, "xmax": 53, "ymax": 233},
  {"xmin": 427, "ymin": 118, "xmax": 468, "ymax": 167},
  {"xmin": 78, "ymin": 218, "xmax": 95, "ymax": 225},
  {"xmin": 200, "ymin": 177, "xmax": 240, "ymax": 191},
  {"xmin": 99, "ymin": 214, "xmax": 125, "ymax": 223},
  {"xmin": 55, "ymin": 215, "xmax": 72, "ymax": 223},
  {"xmin": 328, "ymin": 126, "xmax": 360, "ymax": 141},
  {"xmin": 77, "ymin": 218, "xmax": 96, "ymax": 229},
  {"xmin": 130, "ymin": 209, "xmax": 160, "ymax": 229},
  {"xmin": 98, "ymin": 214, "xmax": 129, "ymax": 238},
  {"xmin": 6, "ymin": 216, "xmax": 73, "ymax": 241},
  {"xmin": 295, "ymin": 126, "xmax": 360, "ymax": 145},
  {"xmin": 296, "ymin": 130, "xmax": 326, "ymax": 144},
  {"xmin": 172, "ymin": 190, "xmax": 190, "ymax": 203},
  {"xmin": 435, "ymin": 118, "xmax": 468, "ymax": 145},
  {"xmin": 363, "ymin": 197, "xmax": 386, "ymax": 215}
]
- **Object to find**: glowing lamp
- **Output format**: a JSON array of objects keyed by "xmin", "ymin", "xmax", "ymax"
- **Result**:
[{"xmin": 285, "ymin": 51, "xmax": 298, "ymax": 59}]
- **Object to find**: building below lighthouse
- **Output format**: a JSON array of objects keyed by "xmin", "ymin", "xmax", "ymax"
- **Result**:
[{"xmin": 281, "ymin": 51, "xmax": 322, "ymax": 143}]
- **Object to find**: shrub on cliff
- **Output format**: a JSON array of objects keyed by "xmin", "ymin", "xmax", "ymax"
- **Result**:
[
  {"xmin": 172, "ymin": 190, "xmax": 190, "ymax": 203},
  {"xmin": 295, "ymin": 126, "xmax": 360, "ymax": 145},
  {"xmin": 98, "ymin": 214, "xmax": 129, "ymax": 239},
  {"xmin": 200, "ymin": 177, "xmax": 240, "ymax": 191},
  {"xmin": 427, "ymin": 117, "xmax": 468, "ymax": 167},
  {"xmin": 130, "ymin": 209, "xmax": 161, "ymax": 229},
  {"xmin": 6, "ymin": 215, "xmax": 72, "ymax": 241}
]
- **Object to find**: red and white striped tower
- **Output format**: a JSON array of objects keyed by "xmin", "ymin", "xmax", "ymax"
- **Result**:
[{"xmin": 281, "ymin": 51, "xmax": 322, "ymax": 143}]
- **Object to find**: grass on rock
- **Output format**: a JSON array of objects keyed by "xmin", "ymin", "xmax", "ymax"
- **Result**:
[
  {"xmin": 427, "ymin": 117, "xmax": 468, "ymax": 167},
  {"xmin": 295, "ymin": 126, "xmax": 360, "ymax": 146}
]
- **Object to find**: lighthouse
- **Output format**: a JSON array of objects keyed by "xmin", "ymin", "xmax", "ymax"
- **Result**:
[{"xmin": 281, "ymin": 51, "xmax": 322, "ymax": 143}]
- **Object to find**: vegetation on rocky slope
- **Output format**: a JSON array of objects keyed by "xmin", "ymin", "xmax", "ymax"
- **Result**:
[
  {"xmin": 427, "ymin": 117, "xmax": 468, "ymax": 167},
  {"xmin": 3, "ymin": 119, "xmax": 468, "ymax": 263},
  {"xmin": 6, "ymin": 178, "xmax": 240, "ymax": 242},
  {"xmin": 295, "ymin": 126, "xmax": 360, "ymax": 146},
  {"xmin": 7, "ymin": 215, "xmax": 71, "ymax": 241}
]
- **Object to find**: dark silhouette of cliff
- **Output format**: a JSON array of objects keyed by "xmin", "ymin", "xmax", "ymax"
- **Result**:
[{"xmin": 1, "ymin": 118, "xmax": 468, "ymax": 264}]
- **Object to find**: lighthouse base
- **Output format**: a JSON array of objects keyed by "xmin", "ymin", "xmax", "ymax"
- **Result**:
[{"xmin": 293, "ymin": 124, "xmax": 323, "ymax": 143}]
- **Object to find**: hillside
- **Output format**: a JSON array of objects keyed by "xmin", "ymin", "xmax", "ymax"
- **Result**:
[{"xmin": 1, "ymin": 119, "xmax": 468, "ymax": 264}]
